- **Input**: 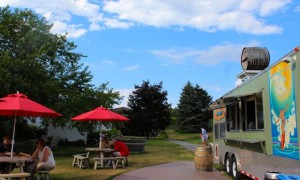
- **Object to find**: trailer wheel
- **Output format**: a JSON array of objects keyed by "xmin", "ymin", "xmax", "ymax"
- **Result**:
[
  {"xmin": 231, "ymin": 156, "xmax": 241, "ymax": 180},
  {"xmin": 225, "ymin": 154, "xmax": 231, "ymax": 175}
]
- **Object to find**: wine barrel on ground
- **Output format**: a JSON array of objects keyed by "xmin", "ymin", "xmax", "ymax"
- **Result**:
[{"xmin": 194, "ymin": 145, "xmax": 213, "ymax": 171}]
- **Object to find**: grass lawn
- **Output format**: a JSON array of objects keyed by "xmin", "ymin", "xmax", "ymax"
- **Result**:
[
  {"xmin": 15, "ymin": 138, "xmax": 194, "ymax": 180},
  {"xmin": 14, "ymin": 129, "xmax": 227, "ymax": 180},
  {"xmin": 165, "ymin": 128, "xmax": 213, "ymax": 145}
]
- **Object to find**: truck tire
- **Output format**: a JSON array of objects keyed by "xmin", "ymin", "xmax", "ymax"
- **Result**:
[
  {"xmin": 225, "ymin": 154, "xmax": 231, "ymax": 175},
  {"xmin": 231, "ymin": 156, "xmax": 241, "ymax": 180}
]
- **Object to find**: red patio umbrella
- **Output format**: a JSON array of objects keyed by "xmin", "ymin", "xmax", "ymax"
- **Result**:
[
  {"xmin": 0, "ymin": 92, "xmax": 62, "ymax": 157},
  {"xmin": 71, "ymin": 106, "xmax": 129, "ymax": 148}
]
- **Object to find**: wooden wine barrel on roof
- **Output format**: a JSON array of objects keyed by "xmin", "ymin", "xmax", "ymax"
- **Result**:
[{"xmin": 241, "ymin": 47, "xmax": 270, "ymax": 70}]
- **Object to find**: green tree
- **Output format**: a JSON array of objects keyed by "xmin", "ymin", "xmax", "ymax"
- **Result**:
[
  {"xmin": 0, "ymin": 6, "xmax": 122, "ymax": 138},
  {"xmin": 126, "ymin": 80, "xmax": 171, "ymax": 138},
  {"xmin": 176, "ymin": 81, "xmax": 212, "ymax": 133},
  {"xmin": 168, "ymin": 107, "xmax": 178, "ymax": 128}
]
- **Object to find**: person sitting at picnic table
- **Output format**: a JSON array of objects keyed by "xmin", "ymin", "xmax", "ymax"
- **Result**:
[
  {"xmin": 26, "ymin": 139, "xmax": 55, "ymax": 179},
  {"xmin": 105, "ymin": 138, "xmax": 129, "ymax": 166},
  {"xmin": 112, "ymin": 138, "xmax": 129, "ymax": 157},
  {"xmin": 100, "ymin": 135, "xmax": 113, "ymax": 163},
  {"xmin": 99, "ymin": 134, "xmax": 111, "ymax": 149},
  {"xmin": 0, "ymin": 136, "xmax": 16, "ymax": 173}
]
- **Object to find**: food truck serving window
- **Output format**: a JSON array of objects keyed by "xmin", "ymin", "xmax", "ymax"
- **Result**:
[
  {"xmin": 226, "ymin": 103, "xmax": 240, "ymax": 131},
  {"xmin": 245, "ymin": 93, "xmax": 264, "ymax": 131},
  {"xmin": 224, "ymin": 92, "xmax": 264, "ymax": 131}
]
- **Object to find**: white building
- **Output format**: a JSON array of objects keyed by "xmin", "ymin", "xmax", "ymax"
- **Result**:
[{"xmin": 47, "ymin": 122, "xmax": 87, "ymax": 143}]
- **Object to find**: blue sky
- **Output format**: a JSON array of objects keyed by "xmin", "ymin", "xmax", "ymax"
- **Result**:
[{"xmin": 1, "ymin": 0, "xmax": 299, "ymax": 108}]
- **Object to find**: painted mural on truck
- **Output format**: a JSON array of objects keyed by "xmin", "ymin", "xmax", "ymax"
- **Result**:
[{"xmin": 269, "ymin": 61, "xmax": 299, "ymax": 160}]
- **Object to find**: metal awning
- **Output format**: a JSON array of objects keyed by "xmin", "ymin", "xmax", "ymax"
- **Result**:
[
  {"xmin": 209, "ymin": 88, "xmax": 264, "ymax": 110},
  {"xmin": 221, "ymin": 88, "xmax": 264, "ymax": 105}
]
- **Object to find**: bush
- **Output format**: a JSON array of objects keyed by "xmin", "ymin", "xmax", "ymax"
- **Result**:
[
  {"xmin": 158, "ymin": 131, "xmax": 168, "ymax": 138},
  {"xmin": 104, "ymin": 128, "xmax": 122, "ymax": 138},
  {"xmin": 87, "ymin": 128, "xmax": 123, "ymax": 146}
]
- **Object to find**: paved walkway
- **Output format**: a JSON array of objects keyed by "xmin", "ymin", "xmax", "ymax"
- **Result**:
[{"xmin": 114, "ymin": 140, "xmax": 230, "ymax": 180}]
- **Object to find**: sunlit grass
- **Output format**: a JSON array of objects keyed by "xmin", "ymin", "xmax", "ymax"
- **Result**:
[
  {"xmin": 165, "ymin": 128, "xmax": 213, "ymax": 144},
  {"xmin": 16, "ymin": 138, "xmax": 193, "ymax": 180},
  {"xmin": 14, "ymin": 129, "xmax": 225, "ymax": 180}
]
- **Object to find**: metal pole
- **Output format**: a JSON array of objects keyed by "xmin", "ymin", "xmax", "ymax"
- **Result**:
[{"xmin": 10, "ymin": 111, "xmax": 17, "ymax": 157}]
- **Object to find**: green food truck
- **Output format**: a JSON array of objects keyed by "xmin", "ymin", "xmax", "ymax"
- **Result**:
[{"xmin": 210, "ymin": 46, "xmax": 300, "ymax": 180}]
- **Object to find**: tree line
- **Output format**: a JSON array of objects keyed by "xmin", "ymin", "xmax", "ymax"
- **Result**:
[{"xmin": 0, "ymin": 6, "xmax": 212, "ymax": 139}]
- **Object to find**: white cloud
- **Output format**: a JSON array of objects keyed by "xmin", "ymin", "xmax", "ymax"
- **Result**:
[
  {"xmin": 202, "ymin": 84, "xmax": 225, "ymax": 101},
  {"xmin": 113, "ymin": 89, "xmax": 133, "ymax": 108},
  {"xmin": 150, "ymin": 41, "xmax": 260, "ymax": 65},
  {"xmin": 102, "ymin": 60, "xmax": 116, "ymax": 65},
  {"xmin": 1, "ymin": 0, "xmax": 291, "ymax": 38},
  {"xmin": 238, "ymin": 0, "xmax": 292, "ymax": 16},
  {"xmin": 81, "ymin": 59, "xmax": 116, "ymax": 71},
  {"xmin": 149, "ymin": 49, "xmax": 189, "ymax": 64},
  {"xmin": 203, "ymin": 84, "xmax": 223, "ymax": 92},
  {"xmin": 103, "ymin": 0, "xmax": 286, "ymax": 34},
  {"xmin": 104, "ymin": 18, "xmax": 133, "ymax": 29},
  {"xmin": 50, "ymin": 20, "xmax": 87, "ymax": 38},
  {"xmin": 193, "ymin": 41, "xmax": 260, "ymax": 65},
  {"xmin": 259, "ymin": 0, "xmax": 292, "ymax": 16},
  {"xmin": 0, "ymin": 0, "xmax": 102, "ymax": 38},
  {"xmin": 217, "ymin": 11, "xmax": 281, "ymax": 34},
  {"xmin": 123, "ymin": 65, "xmax": 139, "ymax": 71}
]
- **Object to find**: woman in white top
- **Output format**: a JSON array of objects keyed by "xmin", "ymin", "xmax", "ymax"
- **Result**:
[{"xmin": 26, "ymin": 139, "xmax": 55, "ymax": 179}]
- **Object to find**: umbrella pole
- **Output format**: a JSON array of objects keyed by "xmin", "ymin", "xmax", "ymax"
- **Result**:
[
  {"xmin": 99, "ymin": 122, "xmax": 102, "ymax": 149},
  {"xmin": 11, "ymin": 112, "xmax": 17, "ymax": 158}
]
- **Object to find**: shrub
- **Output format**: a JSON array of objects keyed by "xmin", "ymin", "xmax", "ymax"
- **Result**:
[
  {"xmin": 158, "ymin": 131, "xmax": 168, "ymax": 138},
  {"xmin": 104, "ymin": 127, "xmax": 122, "ymax": 138}
]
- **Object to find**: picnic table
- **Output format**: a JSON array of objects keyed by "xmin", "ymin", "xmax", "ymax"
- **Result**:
[
  {"xmin": 0, "ymin": 156, "xmax": 32, "ymax": 172},
  {"xmin": 85, "ymin": 148, "xmax": 114, "ymax": 169},
  {"xmin": 0, "ymin": 156, "xmax": 32, "ymax": 180}
]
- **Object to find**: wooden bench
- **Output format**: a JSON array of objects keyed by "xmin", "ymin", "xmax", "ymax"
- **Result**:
[
  {"xmin": 93, "ymin": 156, "xmax": 129, "ymax": 170},
  {"xmin": 115, "ymin": 156, "xmax": 129, "ymax": 169},
  {"xmin": 93, "ymin": 157, "xmax": 116, "ymax": 170},
  {"xmin": 36, "ymin": 170, "xmax": 50, "ymax": 180},
  {"xmin": 72, "ymin": 153, "xmax": 90, "ymax": 169},
  {"xmin": 0, "ymin": 172, "xmax": 31, "ymax": 180}
]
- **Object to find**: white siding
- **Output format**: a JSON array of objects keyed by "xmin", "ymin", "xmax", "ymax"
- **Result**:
[{"xmin": 47, "ymin": 123, "xmax": 87, "ymax": 144}]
